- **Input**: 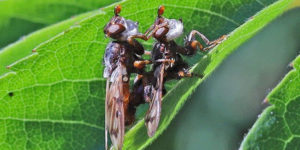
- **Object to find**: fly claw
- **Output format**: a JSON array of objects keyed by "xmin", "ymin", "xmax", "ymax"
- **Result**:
[{"xmin": 103, "ymin": 5, "xmax": 227, "ymax": 150}]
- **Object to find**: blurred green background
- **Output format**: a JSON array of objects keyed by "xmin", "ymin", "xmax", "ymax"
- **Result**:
[
  {"xmin": 148, "ymin": 8, "xmax": 300, "ymax": 150},
  {"xmin": 0, "ymin": 0, "xmax": 299, "ymax": 149}
]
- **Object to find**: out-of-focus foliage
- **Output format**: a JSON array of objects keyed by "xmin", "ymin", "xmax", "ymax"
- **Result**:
[
  {"xmin": 0, "ymin": 10, "xmax": 100, "ymax": 75},
  {"xmin": 0, "ymin": 0, "xmax": 119, "ymax": 48}
]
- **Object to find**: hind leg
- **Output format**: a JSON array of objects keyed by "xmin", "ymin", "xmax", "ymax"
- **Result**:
[{"xmin": 125, "ymin": 104, "xmax": 136, "ymax": 126}]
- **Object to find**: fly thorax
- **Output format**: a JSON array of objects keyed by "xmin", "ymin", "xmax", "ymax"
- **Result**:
[{"xmin": 165, "ymin": 19, "xmax": 183, "ymax": 41}]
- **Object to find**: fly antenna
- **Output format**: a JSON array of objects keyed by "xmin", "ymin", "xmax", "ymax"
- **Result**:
[
  {"xmin": 114, "ymin": 5, "xmax": 121, "ymax": 16},
  {"xmin": 158, "ymin": 5, "xmax": 165, "ymax": 17}
]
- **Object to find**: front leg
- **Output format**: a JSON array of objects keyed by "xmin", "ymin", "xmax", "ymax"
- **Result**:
[
  {"xmin": 127, "ymin": 34, "xmax": 148, "ymax": 45},
  {"xmin": 133, "ymin": 58, "xmax": 174, "ymax": 69},
  {"xmin": 177, "ymin": 39, "xmax": 203, "ymax": 55},
  {"xmin": 187, "ymin": 30, "xmax": 227, "ymax": 51},
  {"xmin": 134, "ymin": 60, "xmax": 152, "ymax": 69},
  {"xmin": 188, "ymin": 30, "xmax": 210, "ymax": 45},
  {"xmin": 127, "ymin": 22, "xmax": 169, "ymax": 45}
]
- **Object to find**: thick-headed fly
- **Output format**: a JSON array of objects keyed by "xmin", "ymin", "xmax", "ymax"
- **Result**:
[
  {"xmin": 129, "ymin": 5, "xmax": 227, "ymax": 137},
  {"xmin": 103, "ymin": 5, "xmax": 149, "ymax": 150}
]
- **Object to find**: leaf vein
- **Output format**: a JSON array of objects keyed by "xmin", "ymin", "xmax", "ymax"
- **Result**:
[
  {"xmin": 164, "ymin": 4, "xmax": 240, "ymax": 26},
  {"xmin": 0, "ymin": 117, "xmax": 104, "ymax": 130}
]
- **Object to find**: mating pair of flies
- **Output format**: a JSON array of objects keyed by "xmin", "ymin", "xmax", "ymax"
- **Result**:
[{"xmin": 103, "ymin": 5, "xmax": 226, "ymax": 150}]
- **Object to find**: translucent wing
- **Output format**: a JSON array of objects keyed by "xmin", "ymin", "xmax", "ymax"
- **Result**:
[
  {"xmin": 145, "ymin": 64, "xmax": 164, "ymax": 137},
  {"xmin": 105, "ymin": 64, "xmax": 126, "ymax": 150},
  {"xmin": 105, "ymin": 79, "xmax": 109, "ymax": 150}
]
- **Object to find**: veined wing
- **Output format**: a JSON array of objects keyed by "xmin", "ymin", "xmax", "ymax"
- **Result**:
[
  {"xmin": 145, "ymin": 63, "xmax": 164, "ymax": 137},
  {"xmin": 106, "ymin": 64, "xmax": 126, "ymax": 150}
]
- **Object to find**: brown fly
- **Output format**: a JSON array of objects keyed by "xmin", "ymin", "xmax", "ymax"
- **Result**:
[
  {"xmin": 103, "ymin": 5, "xmax": 227, "ymax": 150},
  {"xmin": 103, "ymin": 5, "xmax": 150, "ymax": 150},
  {"xmin": 129, "ymin": 5, "xmax": 227, "ymax": 137}
]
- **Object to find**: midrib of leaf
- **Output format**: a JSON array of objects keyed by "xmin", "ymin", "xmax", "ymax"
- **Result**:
[
  {"xmin": 0, "ymin": 117, "xmax": 104, "ymax": 130},
  {"xmin": 123, "ymin": 0, "xmax": 296, "ymax": 149},
  {"xmin": 0, "ymin": 0, "xmax": 290, "ymax": 149}
]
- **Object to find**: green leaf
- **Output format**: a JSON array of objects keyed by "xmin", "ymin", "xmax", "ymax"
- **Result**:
[
  {"xmin": 0, "ymin": 0, "xmax": 295, "ymax": 149},
  {"xmin": 240, "ymin": 56, "xmax": 300, "ymax": 148},
  {"xmin": 0, "ymin": 0, "xmax": 119, "ymax": 48},
  {"xmin": 0, "ymin": 10, "xmax": 103, "ymax": 76}
]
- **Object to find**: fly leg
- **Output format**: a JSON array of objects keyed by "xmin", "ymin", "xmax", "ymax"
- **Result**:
[
  {"xmin": 188, "ymin": 30, "xmax": 210, "ymax": 45},
  {"xmin": 128, "ymin": 72, "xmax": 154, "ymax": 125},
  {"xmin": 124, "ymin": 60, "xmax": 153, "ymax": 126},
  {"xmin": 188, "ymin": 30, "xmax": 227, "ymax": 51},
  {"xmin": 203, "ymin": 35, "xmax": 227, "ymax": 51},
  {"xmin": 169, "ymin": 57, "xmax": 203, "ymax": 79},
  {"xmin": 178, "ymin": 70, "xmax": 204, "ymax": 78},
  {"xmin": 127, "ymin": 22, "xmax": 168, "ymax": 45},
  {"xmin": 184, "ymin": 30, "xmax": 208, "ymax": 52},
  {"xmin": 134, "ymin": 60, "xmax": 152, "ymax": 69}
]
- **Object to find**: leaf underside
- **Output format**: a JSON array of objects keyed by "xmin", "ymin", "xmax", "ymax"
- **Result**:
[{"xmin": 0, "ymin": 0, "xmax": 296, "ymax": 149}]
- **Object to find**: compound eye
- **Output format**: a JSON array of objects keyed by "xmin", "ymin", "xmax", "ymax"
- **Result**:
[
  {"xmin": 154, "ymin": 27, "xmax": 169, "ymax": 40},
  {"xmin": 106, "ymin": 24, "xmax": 126, "ymax": 38}
]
